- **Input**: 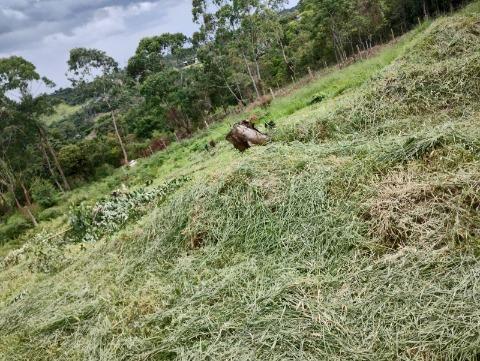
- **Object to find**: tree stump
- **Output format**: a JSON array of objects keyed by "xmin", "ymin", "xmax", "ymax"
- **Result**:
[{"xmin": 226, "ymin": 120, "xmax": 269, "ymax": 152}]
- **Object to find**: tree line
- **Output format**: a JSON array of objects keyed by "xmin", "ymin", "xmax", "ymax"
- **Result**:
[{"xmin": 0, "ymin": 0, "xmax": 471, "ymax": 239}]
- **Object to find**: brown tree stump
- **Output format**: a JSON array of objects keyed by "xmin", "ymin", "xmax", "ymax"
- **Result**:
[{"xmin": 226, "ymin": 120, "xmax": 269, "ymax": 152}]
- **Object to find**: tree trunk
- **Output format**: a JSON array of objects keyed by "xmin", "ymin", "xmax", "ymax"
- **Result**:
[
  {"xmin": 225, "ymin": 81, "xmax": 244, "ymax": 105},
  {"xmin": 226, "ymin": 121, "xmax": 269, "ymax": 152},
  {"xmin": 12, "ymin": 188, "xmax": 37, "ymax": 227},
  {"xmin": 423, "ymin": 1, "xmax": 429, "ymax": 19},
  {"xmin": 110, "ymin": 110, "xmax": 129, "ymax": 165},
  {"xmin": 235, "ymin": 83, "xmax": 247, "ymax": 105},
  {"xmin": 253, "ymin": 56, "xmax": 264, "ymax": 95},
  {"xmin": 40, "ymin": 143, "xmax": 64, "ymax": 193},
  {"xmin": 21, "ymin": 183, "xmax": 32, "ymax": 207},
  {"xmin": 242, "ymin": 52, "xmax": 260, "ymax": 99},
  {"xmin": 46, "ymin": 139, "xmax": 70, "ymax": 192},
  {"xmin": 277, "ymin": 37, "xmax": 295, "ymax": 79},
  {"xmin": 38, "ymin": 127, "xmax": 70, "ymax": 191},
  {"xmin": 104, "ymin": 96, "xmax": 129, "ymax": 166}
]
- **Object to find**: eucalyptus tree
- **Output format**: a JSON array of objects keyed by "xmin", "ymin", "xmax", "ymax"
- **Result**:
[
  {"xmin": 0, "ymin": 56, "xmax": 71, "ymax": 193},
  {"xmin": 67, "ymin": 48, "xmax": 130, "ymax": 165},
  {"xmin": 1, "ymin": 102, "xmax": 44, "ymax": 198},
  {"xmin": 0, "ymin": 56, "xmax": 69, "ymax": 211},
  {"xmin": 192, "ymin": 0, "xmax": 291, "ymax": 99},
  {"xmin": 0, "ymin": 77, "xmax": 43, "ymax": 225},
  {"xmin": 127, "ymin": 33, "xmax": 189, "ymax": 82},
  {"xmin": 193, "ymin": 0, "xmax": 264, "ymax": 98}
]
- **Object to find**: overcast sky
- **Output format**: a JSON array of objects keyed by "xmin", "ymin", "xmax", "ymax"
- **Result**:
[{"xmin": 0, "ymin": 0, "xmax": 298, "ymax": 90}]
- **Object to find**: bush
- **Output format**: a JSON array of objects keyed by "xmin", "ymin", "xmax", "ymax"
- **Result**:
[
  {"xmin": 67, "ymin": 176, "xmax": 189, "ymax": 242},
  {"xmin": 0, "ymin": 213, "xmax": 31, "ymax": 244},
  {"xmin": 38, "ymin": 207, "xmax": 62, "ymax": 222},
  {"xmin": 31, "ymin": 179, "xmax": 58, "ymax": 208},
  {"xmin": 94, "ymin": 163, "xmax": 115, "ymax": 180}
]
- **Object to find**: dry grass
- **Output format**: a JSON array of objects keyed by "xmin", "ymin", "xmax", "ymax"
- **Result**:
[{"xmin": 367, "ymin": 168, "xmax": 480, "ymax": 249}]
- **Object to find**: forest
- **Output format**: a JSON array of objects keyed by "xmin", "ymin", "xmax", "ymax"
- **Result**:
[{"xmin": 0, "ymin": 0, "xmax": 472, "ymax": 240}]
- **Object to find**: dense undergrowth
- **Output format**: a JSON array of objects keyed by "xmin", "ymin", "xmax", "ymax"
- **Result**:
[{"xmin": 1, "ymin": 4, "xmax": 480, "ymax": 360}]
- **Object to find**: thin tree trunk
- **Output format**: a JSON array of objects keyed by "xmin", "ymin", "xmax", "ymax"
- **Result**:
[
  {"xmin": 40, "ymin": 143, "xmax": 64, "ymax": 193},
  {"xmin": 277, "ymin": 37, "xmax": 295, "ymax": 79},
  {"xmin": 242, "ymin": 52, "xmax": 260, "ymax": 99},
  {"xmin": 235, "ymin": 83, "xmax": 247, "ymax": 104},
  {"xmin": 38, "ymin": 127, "xmax": 70, "ymax": 191},
  {"xmin": 21, "ymin": 183, "xmax": 32, "ymax": 207},
  {"xmin": 225, "ymin": 81, "xmax": 244, "ymax": 105},
  {"xmin": 12, "ymin": 188, "xmax": 37, "ymax": 226},
  {"xmin": 253, "ymin": 56, "xmax": 264, "ymax": 95},
  {"xmin": 45, "ymin": 139, "xmax": 70, "ymax": 192},
  {"xmin": 110, "ymin": 110, "xmax": 129, "ymax": 165},
  {"xmin": 0, "ymin": 192, "xmax": 6, "ymax": 204}
]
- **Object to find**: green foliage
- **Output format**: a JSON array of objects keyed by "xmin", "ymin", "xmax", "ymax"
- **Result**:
[
  {"xmin": 58, "ymin": 138, "xmax": 128, "ymax": 179},
  {"xmin": 0, "ymin": 56, "xmax": 41, "ymax": 94},
  {"xmin": 67, "ymin": 48, "xmax": 118, "ymax": 85},
  {"xmin": 37, "ymin": 207, "xmax": 62, "ymax": 222},
  {"xmin": 31, "ymin": 179, "xmax": 58, "ymax": 208},
  {"xmin": 0, "ymin": 213, "xmax": 31, "ymax": 244},
  {"xmin": 68, "ymin": 176, "xmax": 189, "ymax": 242},
  {"xmin": 26, "ymin": 234, "xmax": 66, "ymax": 274},
  {"xmin": 93, "ymin": 163, "xmax": 115, "ymax": 180},
  {"xmin": 127, "ymin": 33, "xmax": 189, "ymax": 81}
]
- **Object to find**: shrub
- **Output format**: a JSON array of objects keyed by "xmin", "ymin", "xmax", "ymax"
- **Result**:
[
  {"xmin": 31, "ymin": 179, "xmax": 58, "ymax": 208},
  {"xmin": 94, "ymin": 163, "xmax": 115, "ymax": 180},
  {"xmin": 38, "ymin": 207, "xmax": 62, "ymax": 222},
  {"xmin": 67, "ymin": 176, "xmax": 189, "ymax": 242},
  {"xmin": 0, "ymin": 213, "xmax": 31, "ymax": 244}
]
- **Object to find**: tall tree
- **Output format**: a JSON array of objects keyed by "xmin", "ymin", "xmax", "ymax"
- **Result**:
[
  {"xmin": 127, "ymin": 33, "xmax": 189, "ymax": 82},
  {"xmin": 0, "ymin": 56, "xmax": 70, "ymax": 192},
  {"xmin": 67, "ymin": 48, "xmax": 130, "ymax": 165}
]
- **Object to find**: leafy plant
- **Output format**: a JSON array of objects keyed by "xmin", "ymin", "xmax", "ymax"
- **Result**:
[
  {"xmin": 31, "ymin": 178, "xmax": 58, "ymax": 208},
  {"xmin": 68, "ymin": 176, "xmax": 189, "ymax": 242}
]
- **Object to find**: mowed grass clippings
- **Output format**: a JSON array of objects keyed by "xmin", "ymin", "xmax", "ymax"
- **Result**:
[{"xmin": 1, "ymin": 6, "xmax": 480, "ymax": 361}]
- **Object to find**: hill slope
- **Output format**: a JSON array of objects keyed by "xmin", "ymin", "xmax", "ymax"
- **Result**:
[{"xmin": 2, "ymin": 4, "xmax": 480, "ymax": 360}]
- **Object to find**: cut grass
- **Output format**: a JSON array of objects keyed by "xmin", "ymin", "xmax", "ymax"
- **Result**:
[{"xmin": 1, "ymin": 6, "xmax": 480, "ymax": 360}]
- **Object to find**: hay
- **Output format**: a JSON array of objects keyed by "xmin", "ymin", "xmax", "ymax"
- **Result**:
[{"xmin": 367, "ymin": 169, "xmax": 480, "ymax": 248}]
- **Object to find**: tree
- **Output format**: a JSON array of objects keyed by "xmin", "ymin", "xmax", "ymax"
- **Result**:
[
  {"xmin": 67, "ymin": 48, "xmax": 130, "ymax": 165},
  {"xmin": 0, "ymin": 94, "xmax": 40, "ymax": 225},
  {"xmin": 127, "ymin": 33, "xmax": 189, "ymax": 82},
  {"xmin": 0, "ymin": 56, "xmax": 70, "ymax": 193}
]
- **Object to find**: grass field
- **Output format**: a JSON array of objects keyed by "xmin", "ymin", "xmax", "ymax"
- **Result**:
[{"xmin": 1, "ymin": 4, "xmax": 480, "ymax": 360}]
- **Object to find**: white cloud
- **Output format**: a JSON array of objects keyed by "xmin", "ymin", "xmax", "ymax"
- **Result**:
[{"xmin": 1, "ymin": 8, "xmax": 29, "ymax": 21}]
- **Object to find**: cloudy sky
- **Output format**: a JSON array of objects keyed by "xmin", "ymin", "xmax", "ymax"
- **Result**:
[
  {"xmin": 0, "ymin": 0, "xmax": 299, "ymax": 90},
  {"xmin": 0, "ymin": 0, "xmax": 202, "ymax": 88}
]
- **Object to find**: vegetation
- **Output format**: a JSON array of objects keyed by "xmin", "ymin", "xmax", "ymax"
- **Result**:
[
  {"xmin": 1, "ymin": 0, "xmax": 480, "ymax": 359},
  {"xmin": 1, "ymin": 0, "xmax": 471, "ymax": 237}
]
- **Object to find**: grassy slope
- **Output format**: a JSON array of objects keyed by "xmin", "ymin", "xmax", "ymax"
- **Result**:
[
  {"xmin": 42, "ymin": 102, "xmax": 82, "ymax": 126},
  {"xmin": 1, "ymin": 5, "xmax": 480, "ymax": 360}
]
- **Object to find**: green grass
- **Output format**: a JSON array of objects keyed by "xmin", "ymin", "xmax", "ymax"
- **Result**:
[
  {"xmin": 2, "ymin": 6, "xmax": 480, "ymax": 360},
  {"xmin": 42, "ymin": 102, "xmax": 82, "ymax": 126},
  {"xmin": 259, "ymin": 24, "xmax": 427, "ymax": 124}
]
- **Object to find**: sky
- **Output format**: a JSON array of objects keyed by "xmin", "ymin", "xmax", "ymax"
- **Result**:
[{"xmin": 0, "ymin": 0, "xmax": 299, "ymax": 90}]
